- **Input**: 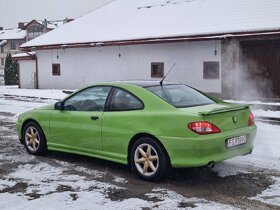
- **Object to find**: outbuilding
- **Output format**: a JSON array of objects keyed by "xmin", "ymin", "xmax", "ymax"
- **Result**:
[{"xmin": 20, "ymin": 0, "xmax": 280, "ymax": 98}]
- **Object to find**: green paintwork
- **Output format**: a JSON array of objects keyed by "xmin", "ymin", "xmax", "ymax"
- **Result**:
[{"xmin": 17, "ymin": 82, "xmax": 257, "ymax": 167}]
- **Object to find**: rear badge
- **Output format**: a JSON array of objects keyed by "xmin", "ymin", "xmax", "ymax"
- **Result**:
[{"xmin": 232, "ymin": 116, "xmax": 238, "ymax": 124}]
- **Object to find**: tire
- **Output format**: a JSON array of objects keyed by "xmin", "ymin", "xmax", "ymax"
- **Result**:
[
  {"xmin": 130, "ymin": 137, "xmax": 170, "ymax": 181},
  {"xmin": 22, "ymin": 121, "xmax": 47, "ymax": 155}
]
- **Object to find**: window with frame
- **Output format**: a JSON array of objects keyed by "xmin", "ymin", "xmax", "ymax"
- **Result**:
[
  {"xmin": 52, "ymin": 64, "xmax": 61, "ymax": 76},
  {"xmin": 203, "ymin": 61, "xmax": 219, "ymax": 79},
  {"xmin": 64, "ymin": 86, "xmax": 111, "ymax": 111},
  {"xmin": 1, "ymin": 58, "xmax": 4, "ymax": 66},
  {"xmin": 108, "ymin": 88, "xmax": 144, "ymax": 111},
  {"xmin": 27, "ymin": 26, "xmax": 44, "ymax": 40},
  {"xmin": 151, "ymin": 62, "xmax": 164, "ymax": 78},
  {"xmin": 11, "ymin": 42, "xmax": 16, "ymax": 50}
]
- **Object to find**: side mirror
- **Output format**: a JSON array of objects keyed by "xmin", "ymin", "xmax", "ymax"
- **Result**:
[{"xmin": 54, "ymin": 101, "xmax": 64, "ymax": 110}]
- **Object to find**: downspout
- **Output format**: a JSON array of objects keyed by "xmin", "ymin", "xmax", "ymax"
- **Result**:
[
  {"xmin": 35, "ymin": 56, "xmax": 39, "ymax": 89},
  {"xmin": 17, "ymin": 61, "xmax": 21, "ymax": 88}
]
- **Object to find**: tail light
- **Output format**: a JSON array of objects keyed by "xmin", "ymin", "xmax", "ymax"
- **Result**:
[
  {"xmin": 248, "ymin": 112, "xmax": 255, "ymax": 126},
  {"xmin": 188, "ymin": 121, "xmax": 221, "ymax": 135}
]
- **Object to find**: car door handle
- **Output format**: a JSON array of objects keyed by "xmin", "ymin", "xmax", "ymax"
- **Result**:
[{"xmin": 90, "ymin": 116, "xmax": 99, "ymax": 121}]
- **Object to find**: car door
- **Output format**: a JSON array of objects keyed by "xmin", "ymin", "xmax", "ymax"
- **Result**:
[
  {"xmin": 48, "ymin": 86, "xmax": 111, "ymax": 153},
  {"xmin": 102, "ymin": 87, "xmax": 144, "ymax": 161}
]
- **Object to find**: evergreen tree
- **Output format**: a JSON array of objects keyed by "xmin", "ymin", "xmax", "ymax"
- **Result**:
[{"xmin": 4, "ymin": 53, "xmax": 18, "ymax": 85}]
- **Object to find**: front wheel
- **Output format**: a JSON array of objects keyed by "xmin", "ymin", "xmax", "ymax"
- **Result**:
[
  {"xmin": 23, "ymin": 121, "xmax": 47, "ymax": 155},
  {"xmin": 130, "ymin": 137, "xmax": 170, "ymax": 181}
]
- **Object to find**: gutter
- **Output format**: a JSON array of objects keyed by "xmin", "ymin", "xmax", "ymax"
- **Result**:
[{"xmin": 20, "ymin": 30, "xmax": 280, "ymax": 51}]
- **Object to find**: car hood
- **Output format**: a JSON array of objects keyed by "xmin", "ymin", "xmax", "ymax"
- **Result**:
[{"xmin": 35, "ymin": 104, "xmax": 55, "ymax": 110}]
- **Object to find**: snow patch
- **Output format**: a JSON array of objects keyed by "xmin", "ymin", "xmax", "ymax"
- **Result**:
[
  {"xmin": 253, "ymin": 109, "xmax": 280, "ymax": 119},
  {"xmin": 252, "ymin": 176, "xmax": 280, "ymax": 206},
  {"xmin": 0, "ymin": 85, "xmax": 69, "ymax": 100},
  {"xmin": 113, "ymin": 176, "xmax": 128, "ymax": 184},
  {"xmin": 0, "ymin": 180, "xmax": 17, "ymax": 191},
  {"xmin": 146, "ymin": 188, "xmax": 239, "ymax": 210}
]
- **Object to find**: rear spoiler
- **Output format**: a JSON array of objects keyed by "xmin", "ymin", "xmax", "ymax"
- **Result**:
[{"xmin": 199, "ymin": 104, "xmax": 251, "ymax": 116}]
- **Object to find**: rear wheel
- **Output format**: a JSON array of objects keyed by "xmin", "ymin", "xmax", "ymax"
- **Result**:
[
  {"xmin": 130, "ymin": 137, "xmax": 169, "ymax": 181},
  {"xmin": 23, "ymin": 122, "xmax": 47, "ymax": 155}
]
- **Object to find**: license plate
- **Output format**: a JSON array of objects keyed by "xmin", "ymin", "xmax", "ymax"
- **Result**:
[{"xmin": 226, "ymin": 135, "xmax": 247, "ymax": 148}]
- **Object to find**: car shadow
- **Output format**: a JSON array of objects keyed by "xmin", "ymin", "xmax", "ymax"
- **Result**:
[{"xmin": 35, "ymin": 150, "xmax": 277, "ymax": 209}]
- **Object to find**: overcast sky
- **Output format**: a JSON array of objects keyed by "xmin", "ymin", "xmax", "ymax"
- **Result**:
[{"xmin": 0, "ymin": 0, "xmax": 112, "ymax": 29}]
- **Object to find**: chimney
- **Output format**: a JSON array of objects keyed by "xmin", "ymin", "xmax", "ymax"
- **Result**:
[
  {"xmin": 43, "ymin": 19, "xmax": 48, "ymax": 32},
  {"xmin": 18, "ymin": 22, "xmax": 25, "ymax": 29},
  {"xmin": 63, "ymin": 18, "xmax": 68, "ymax": 24},
  {"xmin": 63, "ymin": 18, "xmax": 74, "ymax": 24},
  {"xmin": 0, "ymin": 27, "xmax": 3, "ymax": 31}
]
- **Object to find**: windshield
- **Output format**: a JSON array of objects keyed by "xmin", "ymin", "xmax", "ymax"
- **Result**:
[{"xmin": 146, "ymin": 85, "xmax": 215, "ymax": 108}]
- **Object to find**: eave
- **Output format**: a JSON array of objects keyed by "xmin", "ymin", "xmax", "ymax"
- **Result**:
[{"xmin": 20, "ymin": 29, "xmax": 280, "ymax": 51}]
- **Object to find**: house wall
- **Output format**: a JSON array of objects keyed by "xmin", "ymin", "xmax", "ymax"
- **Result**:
[
  {"xmin": 36, "ymin": 40, "xmax": 222, "ymax": 92},
  {"xmin": 0, "ymin": 69, "xmax": 3, "ymax": 85},
  {"xmin": 18, "ymin": 60, "xmax": 36, "ymax": 89}
]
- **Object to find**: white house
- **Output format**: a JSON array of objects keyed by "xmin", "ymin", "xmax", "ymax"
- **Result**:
[
  {"xmin": 19, "ymin": 0, "xmax": 280, "ymax": 98},
  {"xmin": 0, "ymin": 28, "xmax": 26, "ymax": 85}
]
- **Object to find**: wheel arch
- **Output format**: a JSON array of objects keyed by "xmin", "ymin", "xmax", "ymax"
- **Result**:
[{"xmin": 127, "ymin": 133, "xmax": 171, "ymax": 166}]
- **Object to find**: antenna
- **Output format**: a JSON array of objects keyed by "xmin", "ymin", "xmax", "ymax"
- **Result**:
[{"xmin": 160, "ymin": 63, "xmax": 176, "ymax": 86}]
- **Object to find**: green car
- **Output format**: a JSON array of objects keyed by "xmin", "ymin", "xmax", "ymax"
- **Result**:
[{"xmin": 17, "ymin": 81, "xmax": 256, "ymax": 181}]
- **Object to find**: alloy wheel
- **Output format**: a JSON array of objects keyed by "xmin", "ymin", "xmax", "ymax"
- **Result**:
[
  {"xmin": 134, "ymin": 143, "xmax": 159, "ymax": 176},
  {"xmin": 25, "ymin": 126, "xmax": 40, "ymax": 152}
]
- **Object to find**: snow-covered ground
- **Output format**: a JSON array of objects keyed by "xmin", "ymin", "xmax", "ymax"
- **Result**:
[
  {"xmin": 225, "ymin": 99, "xmax": 280, "ymax": 107},
  {"xmin": 253, "ymin": 109, "xmax": 280, "ymax": 119},
  {"xmin": 0, "ymin": 86, "xmax": 279, "ymax": 209},
  {"xmin": 0, "ymin": 85, "xmax": 69, "ymax": 100}
]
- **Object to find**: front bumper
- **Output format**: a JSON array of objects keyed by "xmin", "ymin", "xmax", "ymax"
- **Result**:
[
  {"xmin": 16, "ymin": 120, "xmax": 23, "ymax": 144},
  {"xmin": 159, "ymin": 125, "xmax": 257, "ymax": 168}
]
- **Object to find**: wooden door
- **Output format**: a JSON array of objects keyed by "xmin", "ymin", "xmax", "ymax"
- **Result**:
[{"xmin": 241, "ymin": 40, "xmax": 280, "ymax": 97}]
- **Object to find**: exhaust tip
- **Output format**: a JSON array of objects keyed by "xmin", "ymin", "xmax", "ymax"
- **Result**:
[{"xmin": 243, "ymin": 148, "xmax": 253, "ymax": 156}]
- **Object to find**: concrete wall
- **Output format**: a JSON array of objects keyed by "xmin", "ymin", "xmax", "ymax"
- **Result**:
[
  {"xmin": 36, "ymin": 40, "xmax": 222, "ymax": 92},
  {"xmin": 18, "ymin": 60, "xmax": 36, "ymax": 89}
]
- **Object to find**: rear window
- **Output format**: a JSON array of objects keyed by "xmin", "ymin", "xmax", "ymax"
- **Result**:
[{"xmin": 146, "ymin": 85, "xmax": 215, "ymax": 108}]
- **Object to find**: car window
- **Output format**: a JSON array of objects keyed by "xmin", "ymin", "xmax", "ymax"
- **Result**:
[
  {"xmin": 146, "ymin": 85, "xmax": 215, "ymax": 108},
  {"xmin": 64, "ymin": 86, "xmax": 111, "ymax": 111},
  {"xmin": 107, "ymin": 88, "xmax": 144, "ymax": 111}
]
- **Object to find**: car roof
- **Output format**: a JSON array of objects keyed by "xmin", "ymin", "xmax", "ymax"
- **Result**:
[{"xmin": 112, "ymin": 80, "xmax": 180, "ymax": 88}]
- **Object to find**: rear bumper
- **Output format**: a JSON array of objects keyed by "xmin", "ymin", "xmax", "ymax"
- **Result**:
[{"xmin": 159, "ymin": 125, "xmax": 257, "ymax": 168}]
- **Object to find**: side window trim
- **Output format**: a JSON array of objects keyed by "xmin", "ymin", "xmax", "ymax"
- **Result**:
[
  {"xmin": 104, "ymin": 87, "xmax": 115, "ymax": 111},
  {"xmin": 104, "ymin": 87, "xmax": 145, "ymax": 112}
]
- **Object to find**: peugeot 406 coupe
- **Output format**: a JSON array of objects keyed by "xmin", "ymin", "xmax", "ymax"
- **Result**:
[{"xmin": 17, "ymin": 81, "xmax": 256, "ymax": 181}]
